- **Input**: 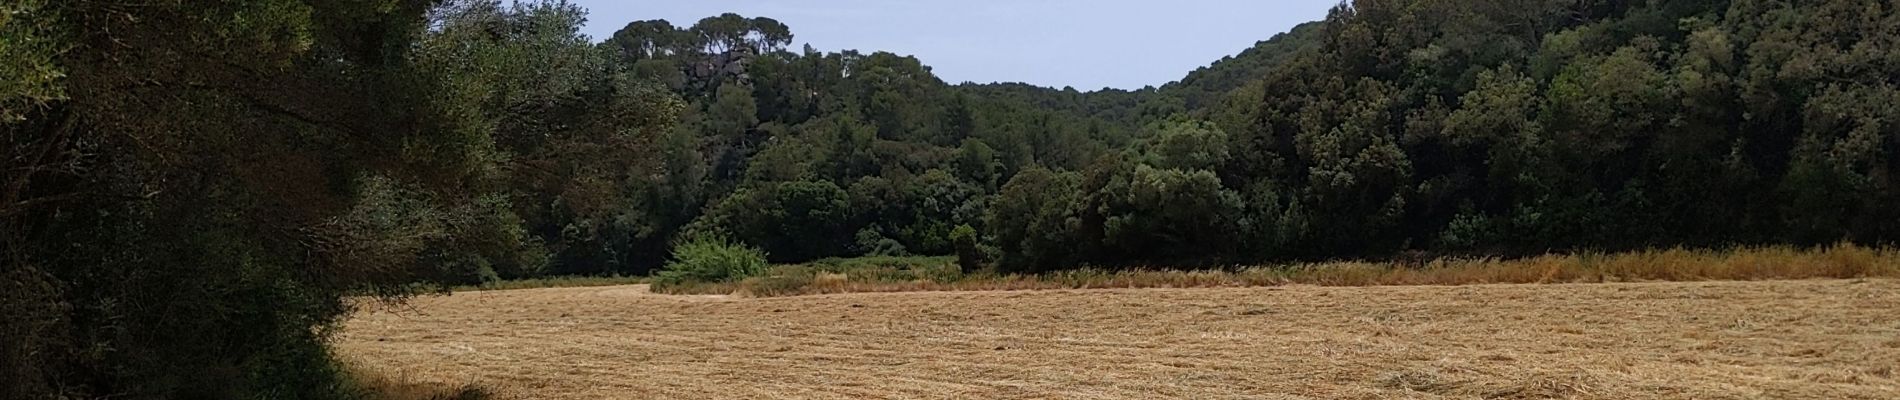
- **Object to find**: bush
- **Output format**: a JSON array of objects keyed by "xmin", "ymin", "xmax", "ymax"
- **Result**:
[
  {"xmin": 810, "ymin": 255, "xmax": 956, "ymax": 271},
  {"xmin": 854, "ymin": 228, "xmax": 909, "ymax": 257},
  {"xmin": 695, "ymin": 181, "xmax": 855, "ymax": 263},
  {"xmin": 950, "ymin": 224, "xmax": 983, "ymax": 273},
  {"xmin": 735, "ymin": 267, "xmax": 820, "ymax": 298},
  {"xmin": 348, "ymin": 365, "xmax": 492, "ymax": 400},
  {"xmin": 989, "ymin": 168, "xmax": 1085, "ymax": 272},
  {"xmin": 653, "ymin": 236, "xmax": 769, "ymax": 287}
]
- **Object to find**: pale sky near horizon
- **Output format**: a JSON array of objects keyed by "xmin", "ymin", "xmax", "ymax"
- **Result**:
[{"xmin": 567, "ymin": 1, "xmax": 1337, "ymax": 90}]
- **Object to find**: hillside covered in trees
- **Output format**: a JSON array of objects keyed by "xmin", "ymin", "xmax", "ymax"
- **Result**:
[
  {"xmin": 4, "ymin": 0, "xmax": 1898, "ymax": 398},
  {"xmin": 585, "ymin": 0, "xmax": 1900, "ymax": 273}
]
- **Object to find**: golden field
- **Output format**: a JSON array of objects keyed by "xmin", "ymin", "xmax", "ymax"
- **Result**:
[{"xmin": 340, "ymin": 279, "xmax": 1900, "ymax": 399}]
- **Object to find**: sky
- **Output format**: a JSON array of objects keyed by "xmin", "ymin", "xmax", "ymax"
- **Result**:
[{"xmin": 567, "ymin": 1, "xmax": 1337, "ymax": 90}]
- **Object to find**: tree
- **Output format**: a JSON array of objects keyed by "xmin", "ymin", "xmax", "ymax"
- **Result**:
[
  {"xmin": 988, "ymin": 169, "xmax": 1083, "ymax": 272},
  {"xmin": 692, "ymin": 13, "xmax": 752, "ymax": 54},
  {"xmin": 607, "ymin": 20, "xmax": 690, "ymax": 61},
  {"xmin": 564, "ymin": 2, "xmax": 1900, "ymax": 273},
  {"xmin": 954, "ymin": 138, "xmax": 1005, "ymax": 190},
  {"xmin": 1086, "ymin": 163, "xmax": 1245, "ymax": 264},
  {"xmin": 1440, "ymin": 66, "xmax": 1548, "ymax": 209},
  {"xmin": 708, "ymin": 82, "xmax": 760, "ymax": 138},
  {"xmin": 884, "ymin": 169, "xmax": 985, "ymax": 255},
  {"xmin": 1141, "ymin": 120, "xmax": 1231, "ymax": 171},
  {"xmin": 1, "ymin": 0, "xmax": 526, "ymax": 397},
  {"xmin": 422, "ymin": 0, "xmax": 683, "ymax": 276},
  {"xmin": 694, "ymin": 181, "xmax": 855, "ymax": 262},
  {"xmin": 748, "ymin": 16, "xmax": 794, "ymax": 53},
  {"xmin": 950, "ymin": 224, "xmax": 983, "ymax": 273}
]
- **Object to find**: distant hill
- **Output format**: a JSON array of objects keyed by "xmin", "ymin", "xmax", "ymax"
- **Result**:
[{"xmin": 1163, "ymin": 21, "xmax": 1323, "ymax": 112}]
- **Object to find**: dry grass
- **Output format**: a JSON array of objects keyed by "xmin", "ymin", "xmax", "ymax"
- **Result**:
[
  {"xmin": 453, "ymin": 275, "xmax": 649, "ymax": 292},
  {"xmin": 346, "ymin": 362, "xmax": 496, "ymax": 400},
  {"xmin": 339, "ymin": 280, "xmax": 1900, "ymax": 399},
  {"xmin": 656, "ymin": 244, "xmax": 1900, "ymax": 297}
]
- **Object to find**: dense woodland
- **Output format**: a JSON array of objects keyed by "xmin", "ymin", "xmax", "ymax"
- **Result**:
[{"xmin": 3, "ymin": 0, "xmax": 1899, "ymax": 398}]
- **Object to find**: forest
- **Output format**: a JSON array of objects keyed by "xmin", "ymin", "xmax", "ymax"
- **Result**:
[{"xmin": 3, "ymin": 0, "xmax": 1898, "ymax": 398}]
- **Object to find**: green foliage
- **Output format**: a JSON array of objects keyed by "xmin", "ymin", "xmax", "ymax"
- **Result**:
[
  {"xmin": 1139, "ymin": 120, "xmax": 1231, "ymax": 171},
  {"xmin": 988, "ymin": 168, "xmax": 1084, "ymax": 272},
  {"xmin": 954, "ymin": 138, "xmax": 1005, "ymax": 189},
  {"xmin": 1092, "ymin": 164, "xmax": 1245, "ymax": 263},
  {"xmin": 1163, "ymin": 21, "xmax": 1322, "ymax": 113},
  {"xmin": 653, "ymin": 236, "xmax": 770, "ymax": 287},
  {"xmin": 988, "ymin": 129, "xmax": 1250, "ymax": 267},
  {"xmin": 0, "ymin": 0, "xmax": 63, "ymax": 123},
  {"xmin": 851, "ymin": 169, "xmax": 985, "ymax": 255},
  {"xmin": 0, "ymin": 0, "xmax": 503, "ymax": 396},
  {"xmin": 0, "ymin": 1, "xmax": 670, "ymax": 398},
  {"xmin": 456, "ymin": 275, "xmax": 648, "ymax": 292},
  {"xmin": 969, "ymin": 0, "xmax": 1900, "ymax": 266},
  {"xmin": 418, "ymin": 0, "xmax": 685, "ymax": 277},
  {"xmin": 854, "ymin": 228, "xmax": 909, "ymax": 257},
  {"xmin": 808, "ymin": 255, "xmax": 959, "ymax": 274},
  {"xmin": 694, "ymin": 180, "xmax": 855, "ymax": 262},
  {"xmin": 950, "ymin": 224, "xmax": 983, "ymax": 273},
  {"xmin": 707, "ymin": 82, "xmax": 759, "ymax": 138}
]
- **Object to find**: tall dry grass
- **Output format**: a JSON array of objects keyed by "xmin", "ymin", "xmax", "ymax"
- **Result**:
[
  {"xmin": 652, "ymin": 244, "xmax": 1900, "ymax": 297},
  {"xmin": 452, "ymin": 275, "xmax": 648, "ymax": 292},
  {"xmin": 349, "ymin": 365, "xmax": 494, "ymax": 400}
]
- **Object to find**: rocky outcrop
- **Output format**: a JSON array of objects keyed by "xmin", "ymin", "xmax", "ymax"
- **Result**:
[{"xmin": 691, "ymin": 46, "xmax": 755, "ymax": 83}]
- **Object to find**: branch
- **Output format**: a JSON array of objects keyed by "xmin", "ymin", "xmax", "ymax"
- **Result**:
[
  {"xmin": 4, "ymin": 105, "xmax": 77, "ymax": 208},
  {"xmin": 0, "ymin": 192, "xmax": 85, "ymax": 218},
  {"xmin": 0, "ymin": 190, "xmax": 161, "ymax": 219}
]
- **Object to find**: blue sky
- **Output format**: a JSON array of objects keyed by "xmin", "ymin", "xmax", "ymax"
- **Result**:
[{"xmin": 568, "ymin": 1, "xmax": 1337, "ymax": 90}]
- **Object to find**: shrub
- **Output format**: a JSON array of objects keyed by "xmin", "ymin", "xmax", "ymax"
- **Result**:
[
  {"xmin": 735, "ymin": 267, "xmax": 819, "ymax": 298},
  {"xmin": 950, "ymin": 224, "xmax": 983, "ymax": 273},
  {"xmin": 854, "ymin": 228, "xmax": 909, "ymax": 257},
  {"xmin": 696, "ymin": 181, "xmax": 855, "ymax": 262},
  {"xmin": 642, "ymin": 244, "xmax": 1900, "ymax": 298},
  {"xmin": 810, "ymin": 255, "xmax": 956, "ymax": 271},
  {"xmin": 348, "ymin": 365, "xmax": 492, "ymax": 400},
  {"xmin": 989, "ymin": 168, "xmax": 1084, "ymax": 272},
  {"xmin": 653, "ymin": 236, "xmax": 769, "ymax": 287}
]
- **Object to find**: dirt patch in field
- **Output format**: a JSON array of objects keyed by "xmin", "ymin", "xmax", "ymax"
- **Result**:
[{"xmin": 339, "ymin": 280, "xmax": 1900, "ymax": 399}]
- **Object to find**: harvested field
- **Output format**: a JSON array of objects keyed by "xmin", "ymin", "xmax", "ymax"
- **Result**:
[{"xmin": 339, "ymin": 280, "xmax": 1900, "ymax": 399}]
